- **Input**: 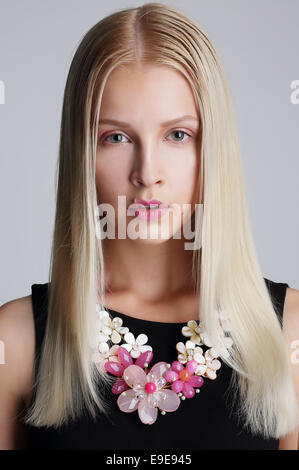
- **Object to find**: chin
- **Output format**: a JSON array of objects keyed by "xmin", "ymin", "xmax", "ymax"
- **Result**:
[{"xmin": 133, "ymin": 235, "xmax": 173, "ymax": 244}]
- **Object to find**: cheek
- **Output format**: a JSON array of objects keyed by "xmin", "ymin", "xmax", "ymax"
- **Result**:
[
  {"xmin": 170, "ymin": 156, "xmax": 199, "ymax": 202},
  {"xmin": 95, "ymin": 158, "xmax": 129, "ymax": 203},
  {"xmin": 96, "ymin": 155, "xmax": 122, "ymax": 181}
]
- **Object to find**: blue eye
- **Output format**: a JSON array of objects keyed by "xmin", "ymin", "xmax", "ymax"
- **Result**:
[
  {"xmin": 102, "ymin": 129, "xmax": 192, "ymax": 144},
  {"xmin": 167, "ymin": 130, "xmax": 191, "ymax": 143},
  {"xmin": 103, "ymin": 133, "xmax": 129, "ymax": 144}
]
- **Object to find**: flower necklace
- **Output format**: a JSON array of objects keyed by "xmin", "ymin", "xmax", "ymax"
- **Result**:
[{"xmin": 91, "ymin": 306, "xmax": 233, "ymax": 425}]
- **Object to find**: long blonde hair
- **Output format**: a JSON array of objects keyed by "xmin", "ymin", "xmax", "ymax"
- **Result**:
[{"xmin": 24, "ymin": 2, "xmax": 298, "ymax": 438}]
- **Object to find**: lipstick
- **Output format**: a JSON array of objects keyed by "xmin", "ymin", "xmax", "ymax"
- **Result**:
[{"xmin": 128, "ymin": 199, "xmax": 170, "ymax": 220}]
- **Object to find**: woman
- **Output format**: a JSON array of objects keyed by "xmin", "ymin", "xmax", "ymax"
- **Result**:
[{"xmin": 0, "ymin": 3, "xmax": 298, "ymax": 450}]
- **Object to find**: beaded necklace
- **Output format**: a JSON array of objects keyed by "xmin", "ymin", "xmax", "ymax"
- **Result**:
[{"xmin": 92, "ymin": 306, "xmax": 233, "ymax": 425}]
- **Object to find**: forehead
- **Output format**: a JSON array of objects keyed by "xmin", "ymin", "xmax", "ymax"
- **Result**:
[{"xmin": 99, "ymin": 63, "xmax": 198, "ymax": 124}]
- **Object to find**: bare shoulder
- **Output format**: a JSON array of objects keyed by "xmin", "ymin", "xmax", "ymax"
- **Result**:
[
  {"xmin": 278, "ymin": 286, "xmax": 299, "ymax": 450},
  {"xmin": 0, "ymin": 295, "xmax": 35, "ymax": 431},
  {"xmin": 283, "ymin": 286, "xmax": 299, "ymax": 338},
  {"xmin": 0, "ymin": 294, "xmax": 35, "ymax": 397}
]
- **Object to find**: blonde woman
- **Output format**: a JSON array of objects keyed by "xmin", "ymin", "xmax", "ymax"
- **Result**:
[{"xmin": 0, "ymin": 3, "xmax": 298, "ymax": 450}]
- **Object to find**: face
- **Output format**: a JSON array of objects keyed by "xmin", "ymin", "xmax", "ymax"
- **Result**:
[{"xmin": 96, "ymin": 63, "xmax": 200, "ymax": 244}]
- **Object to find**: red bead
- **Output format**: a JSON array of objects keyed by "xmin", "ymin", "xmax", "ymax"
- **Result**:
[{"xmin": 145, "ymin": 382, "xmax": 157, "ymax": 394}]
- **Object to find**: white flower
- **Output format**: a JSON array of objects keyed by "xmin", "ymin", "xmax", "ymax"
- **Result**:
[
  {"xmin": 201, "ymin": 325, "xmax": 234, "ymax": 358},
  {"xmin": 201, "ymin": 349, "xmax": 222, "ymax": 379},
  {"xmin": 195, "ymin": 363, "xmax": 208, "ymax": 375},
  {"xmin": 110, "ymin": 317, "xmax": 129, "ymax": 344},
  {"xmin": 218, "ymin": 310, "xmax": 232, "ymax": 332},
  {"xmin": 92, "ymin": 343, "xmax": 120, "ymax": 372},
  {"xmin": 197, "ymin": 323, "xmax": 233, "ymax": 354},
  {"xmin": 91, "ymin": 343, "xmax": 118, "ymax": 364},
  {"xmin": 176, "ymin": 340, "xmax": 205, "ymax": 364},
  {"xmin": 122, "ymin": 332, "xmax": 152, "ymax": 359},
  {"xmin": 106, "ymin": 344, "xmax": 120, "ymax": 362},
  {"xmin": 181, "ymin": 320, "xmax": 202, "ymax": 345},
  {"xmin": 182, "ymin": 309, "xmax": 232, "ymax": 347},
  {"xmin": 198, "ymin": 328, "xmax": 213, "ymax": 347},
  {"xmin": 95, "ymin": 309, "xmax": 113, "ymax": 343},
  {"xmin": 210, "ymin": 335, "xmax": 234, "ymax": 359},
  {"xmin": 192, "ymin": 348, "xmax": 221, "ymax": 378}
]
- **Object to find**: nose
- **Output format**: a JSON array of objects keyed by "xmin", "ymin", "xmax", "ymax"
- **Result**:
[{"xmin": 130, "ymin": 143, "xmax": 164, "ymax": 188}]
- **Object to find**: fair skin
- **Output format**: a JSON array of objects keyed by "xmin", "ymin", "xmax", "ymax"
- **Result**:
[
  {"xmin": 96, "ymin": 64, "xmax": 200, "ymax": 323},
  {"xmin": 0, "ymin": 64, "xmax": 298, "ymax": 449}
]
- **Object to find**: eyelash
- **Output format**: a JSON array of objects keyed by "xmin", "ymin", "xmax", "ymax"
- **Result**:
[{"xmin": 101, "ymin": 129, "xmax": 192, "ymax": 145}]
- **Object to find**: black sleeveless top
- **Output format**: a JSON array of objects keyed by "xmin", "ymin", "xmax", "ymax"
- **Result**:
[{"xmin": 25, "ymin": 278, "xmax": 289, "ymax": 450}]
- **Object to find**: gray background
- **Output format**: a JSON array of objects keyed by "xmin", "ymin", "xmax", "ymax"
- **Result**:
[{"xmin": 0, "ymin": 0, "xmax": 298, "ymax": 305}]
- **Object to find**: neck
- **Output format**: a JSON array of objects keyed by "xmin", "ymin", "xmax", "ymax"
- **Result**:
[{"xmin": 103, "ymin": 236, "xmax": 195, "ymax": 304}]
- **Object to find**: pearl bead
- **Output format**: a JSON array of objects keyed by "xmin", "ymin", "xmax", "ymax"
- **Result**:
[
  {"xmin": 181, "ymin": 395, "xmax": 186, "ymax": 400},
  {"xmin": 144, "ymin": 363, "xmax": 148, "ymax": 368},
  {"xmin": 196, "ymin": 388, "xmax": 200, "ymax": 393},
  {"xmin": 161, "ymin": 411, "xmax": 166, "ymax": 415}
]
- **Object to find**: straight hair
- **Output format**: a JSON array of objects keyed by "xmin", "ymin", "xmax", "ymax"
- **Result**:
[{"xmin": 24, "ymin": 2, "xmax": 298, "ymax": 439}]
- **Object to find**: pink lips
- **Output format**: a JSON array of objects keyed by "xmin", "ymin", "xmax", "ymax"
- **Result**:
[
  {"xmin": 135, "ymin": 199, "xmax": 169, "ymax": 208},
  {"xmin": 128, "ymin": 199, "xmax": 170, "ymax": 220}
]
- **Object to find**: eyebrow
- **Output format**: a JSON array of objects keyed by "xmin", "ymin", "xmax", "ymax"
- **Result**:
[{"xmin": 98, "ymin": 115, "xmax": 199, "ymax": 128}]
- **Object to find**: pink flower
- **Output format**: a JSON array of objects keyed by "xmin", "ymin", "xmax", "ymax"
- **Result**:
[
  {"xmin": 164, "ymin": 360, "xmax": 204, "ymax": 398},
  {"xmin": 105, "ymin": 346, "xmax": 154, "ymax": 395},
  {"xmin": 117, "ymin": 362, "xmax": 181, "ymax": 424}
]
